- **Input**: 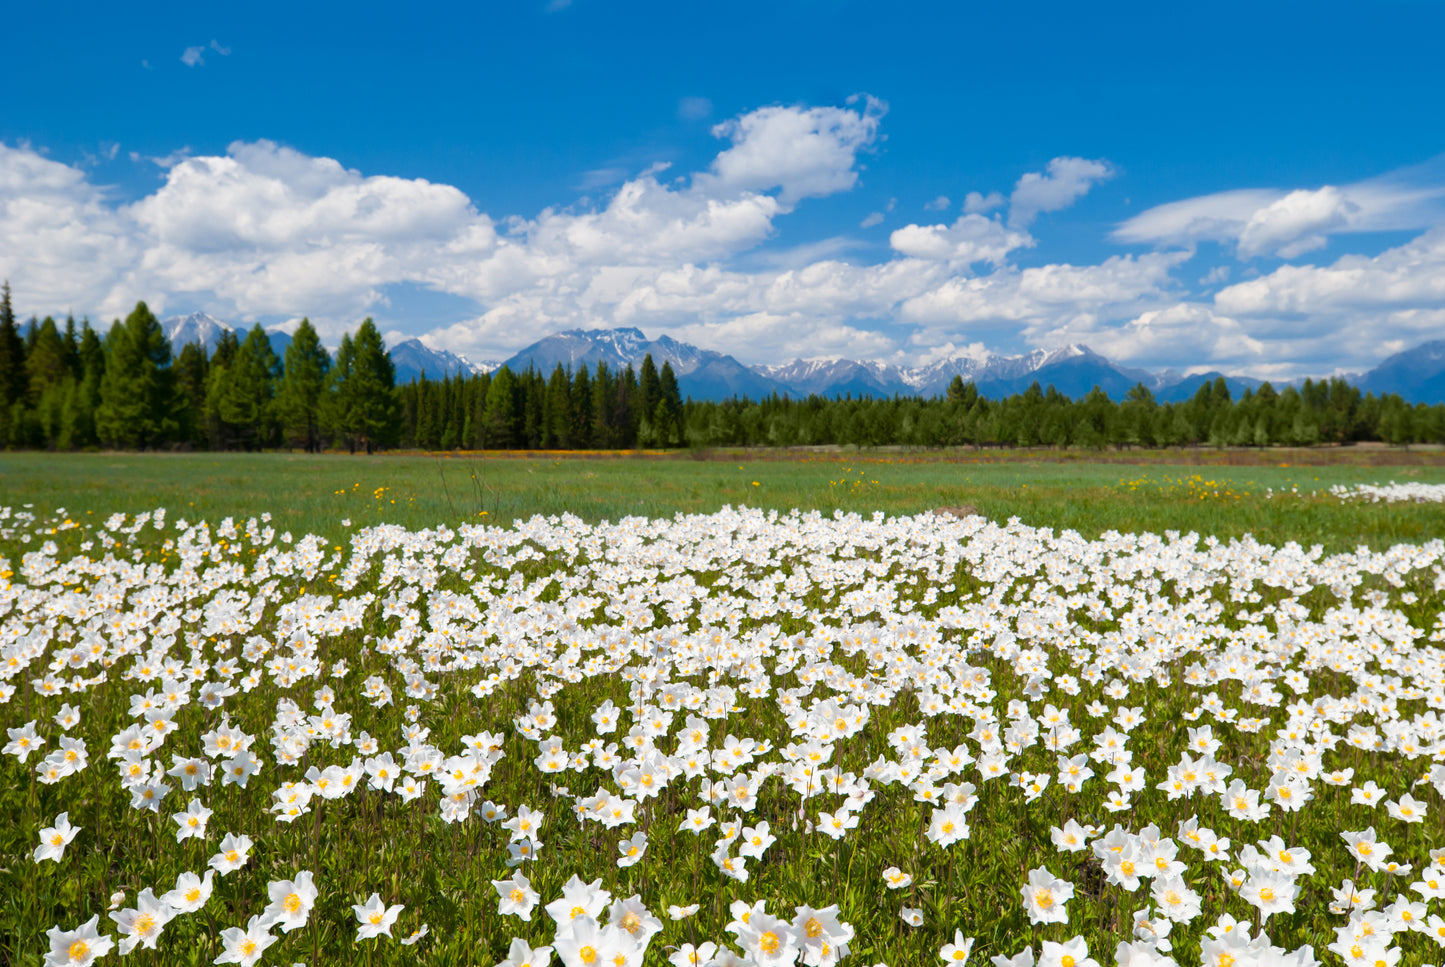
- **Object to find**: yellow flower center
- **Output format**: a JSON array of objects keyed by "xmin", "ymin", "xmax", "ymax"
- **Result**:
[
  {"xmin": 69, "ymin": 939, "xmax": 90, "ymax": 961},
  {"xmin": 759, "ymin": 931, "xmax": 781, "ymax": 954},
  {"xmin": 805, "ymin": 917, "xmax": 822, "ymax": 938}
]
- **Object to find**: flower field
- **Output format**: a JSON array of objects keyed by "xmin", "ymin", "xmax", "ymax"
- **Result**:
[{"xmin": 4, "ymin": 498, "xmax": 1445, "ymax": 967}]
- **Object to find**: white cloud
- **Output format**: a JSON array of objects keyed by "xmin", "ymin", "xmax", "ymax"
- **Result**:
[
  {"xmin": 0, "ymin": 142, "xmax": 139, "ymax": 317},
  {"xmin": 1064, "ymin": 303, "xmax": 1266, "ymax": 369},
  {"xmin": 897, "ymin": 252, "xmax": 1185, "ymax": 334},
  {"xmin": 1199, "ymin": 265, "xmax": 1230, "ymax": 286},
  {"xmin": 1008, "ymin": 156, "xmax": 1114, "ymax": 228},
  {"xmin": 698, "ymin": 97, "xmax": 886, "ymax": 207},
  {"xmin": 1115, "ymin": 155, "xmax": 1445, "ymax": 258},
  {"xmin": 888, "ymin": 214, "xmax": 1032, "ymax": 266},
  {"xmin": 964, "ymin": 190, "xmax": 1004, "ymax": 214},
  {"xmin": 1215, "ymin": 227, "xmax": 1445, "ymax": 317},
  {"xmin": 1236, "ymin": 187, "xmax": 1356, "ymax": 259},
  {"xmin": 859, "ymin": 211, "xmax": 885, "ymax": 228},
  {"xmin": 182, "ymin": 40, "xmax": 230, "ymax": 67},
  {"xmin": 7, "ymin": 110, "xmax": 1445, "ymax": 378},
  {"xmin": 678, "ymin": 97, "xmax": 713, "ymax": 121},
  {"xmin": 924, "ymin": 195, "xmax": 949, "ymax": 212}
]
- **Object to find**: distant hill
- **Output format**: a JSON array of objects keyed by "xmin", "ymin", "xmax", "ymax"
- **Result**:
[{"xmin": 1357, "ymin": 339, "xmax": 1445, "ymax": 404}]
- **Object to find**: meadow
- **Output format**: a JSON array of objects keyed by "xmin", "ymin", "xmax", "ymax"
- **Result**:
[{"xmin": 3, "ymin": 450, "xmax": 1445, "ymax": 967}]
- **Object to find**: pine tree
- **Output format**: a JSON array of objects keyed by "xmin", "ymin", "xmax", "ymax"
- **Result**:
[
  {"xmin": 0, "ymin": 281, "xmax": 26, "ymax": 442},
  {"xmin": 637, "ymin": 354, "xmax": 660, "ymax": 438},
  {"xmin": 324, "ymin": 333, "xmax": 356, "ymax": 452},
  {"xmin": 174, "ymin": 342, "xmax": 209, "ymax": 447},
  {"xmin": 481, "ymin": 366, "xmax": 519, "ymax": 448},
  {"xmin": 571, "ymin": 364, "xmax": 594, "ymax": 449},
  {"xmin": 544, "ymin": 364, "xmax": 573, "ymax": 448},
  {"xmin": 61, "ymin": 323, "xmax": 104, "ymax": 450},
  {"xmin": 96, "ymin": 302, "xmax": 180, "ymax": 449},
  {"xmin": 275, "ymin": 319, "xmax": 330, "ymax": 452},
  {"xmin": 205, "ymin": 330, "xmax": 242, "ymax": 449},
  {"xmin": 25, "ymin": 317, "xmax": 68, "ymax": 400},
  {"xmin": 339, "ymin": 319, "xmax": 399, "ymax": 453},
  {"xmin": 655, "ymin": 361, "xmax": 684, "ymax": 447},
  {"xmin": 219, "ymin": 325, "xmax": 280, "ymax": 450}
]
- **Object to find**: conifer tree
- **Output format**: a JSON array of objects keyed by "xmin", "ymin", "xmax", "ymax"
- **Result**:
[
  {"xmin": 339, "ymin": 319, "xmax": 399, "ymax": 453},
  {"xmin": 219, "ymin": 325, "xmax": 281, "ymax": 450},
  {"xmin": 324, "ymin": 333, "xmax": 356, "ymax": 451},
  {"xmin": 173, "ymin": 342, "xmax": 209, "ymax": 447},
  {"xmin": 275, "ymin": 319, "xmax": 330, "ymax": 452},
  {"xmin": 96, "ymin": 302, "xmax": 178, "ymax": 449},
  {"xmin": 481, "ymin": 365, "xmax": 519, "ymax": 448},
  {"xmin": 0, "ymin": 282, "xmax": 26, "ymax": 441},
  {"xmin": 544, "ymin": 364, "xmax": 573, "ymax": 448}
]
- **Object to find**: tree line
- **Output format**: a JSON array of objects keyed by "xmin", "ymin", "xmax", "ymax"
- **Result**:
[
  {"xmin": 1, "ymin": 285, "xmax": 1442, "ymax": 453},
  {"xmin": 0, "ymin": 288, "xmax": 686, "ymax": 452}
]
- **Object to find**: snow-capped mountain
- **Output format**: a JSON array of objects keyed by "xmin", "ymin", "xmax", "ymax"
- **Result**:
[
  {"xmin": 761, "ymin": 358, "xmax": 911, "ymax": 397},
  {"xmin": 163, "ymin": 312, "xmax": 234, "ymax": 353},
  {"xmin": 390, "ymin": 338, "xmax": 497, "ymax": 384},
  {"xmin": 163, "ymin": 312, "xmax": 292, "ymax": 359},
  {"xmin": 159, "ymin": 318, "xmax": 1445, "ymax": 405},
  {"xmin": 503, "ymin": 327, "xmax": 780, "ymax": 399}
]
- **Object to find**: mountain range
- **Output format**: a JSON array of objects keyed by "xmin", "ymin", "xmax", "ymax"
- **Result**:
[{"xmin": 160, "ymin": 313, "xmax": 1445, "ymax": 405}]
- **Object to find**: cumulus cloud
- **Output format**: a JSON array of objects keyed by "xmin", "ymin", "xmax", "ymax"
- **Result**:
[
  {"xmin": 888, "ymin": 214, "xmax": 1032, "ymax": 266},
  {"xmin": 1115, "ymin": 155, "xmax": 1445, "ymax": 259},
  {"xmin": 1062, "ymin": 303, "xmax": 1266, "ymax": 370},
  {"xmin": 698, "ymin": 97, "xmax": 886, "ymax": 207},
  {"xmin": 964, "ymin": 190, "xmax": 1005, "ymax": 214},
  {"xmin": 1215, "ymin": 227, "xmax": 1445, "ymax": 317},
  {"xmin": 7, "ymin": 108, "xmax": 1444, "ymax": 377},
  {"xmin": 0, "ymin": 142, "xmax": 139, "ymax": 316},
  {"xmin": 1008, "ymin": 157, "xmax": 1115, "ymax": 228}
]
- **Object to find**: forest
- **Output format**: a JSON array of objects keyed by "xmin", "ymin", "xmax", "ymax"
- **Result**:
[{"xmin": 2, "ymin": 287, "xmax": 1442, "ymax": 453}]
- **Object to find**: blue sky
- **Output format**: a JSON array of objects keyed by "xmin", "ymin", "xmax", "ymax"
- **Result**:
[{"xmin": 3, "ymin": 0, "xmax": 1445, "ymax": 377}]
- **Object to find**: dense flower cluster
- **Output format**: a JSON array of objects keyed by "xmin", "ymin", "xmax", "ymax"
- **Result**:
[
  {"xmin": 4, "ymin": 502, "xmax": 1445, "ymax": 966},
  {"xmin": 1328, "ymin": 483, "xmax": 1445, "ymax": 504}
]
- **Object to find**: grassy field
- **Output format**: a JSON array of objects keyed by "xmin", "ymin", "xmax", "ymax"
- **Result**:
[
  {"xmin": 2, "ymin": 449, "xmax": 1444, "ymax": 552},
  {"xmin": 3, "ymin": 450, "xmax": 1445, "ymax": 966}
]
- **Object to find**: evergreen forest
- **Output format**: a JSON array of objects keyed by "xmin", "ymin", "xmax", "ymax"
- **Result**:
[{"xmin": 2, "ymin": 286, "xmax": 1442, "ymax": 453}]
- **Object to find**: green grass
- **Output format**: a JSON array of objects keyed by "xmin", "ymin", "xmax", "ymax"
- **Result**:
[
  {"xmin": 2, "ymin": 451, "xmax": 1444, "ymax": 966},
  {"xmin": 1, "ymin": 449, "xmax": 1444, "ymax": 552}
]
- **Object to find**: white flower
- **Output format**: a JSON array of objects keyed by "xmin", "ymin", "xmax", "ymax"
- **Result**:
[
  {"xmin": 353, "ymin": 893, "xmax": 404, "ymax": 940},
  {"xmin": 171, "ymin": 797, "xmax": 213, "ymax": 842},
  {"xmin": 1022, "ymin": 867, "xmax": 1074, "ymax": 925},
  {"xmin": 214, "ymin": 916, "xmax": 277, "ymax": 966},
  {"xmin": 34, "ymin": 812, "xmax": 80, "ymax": 863}
]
